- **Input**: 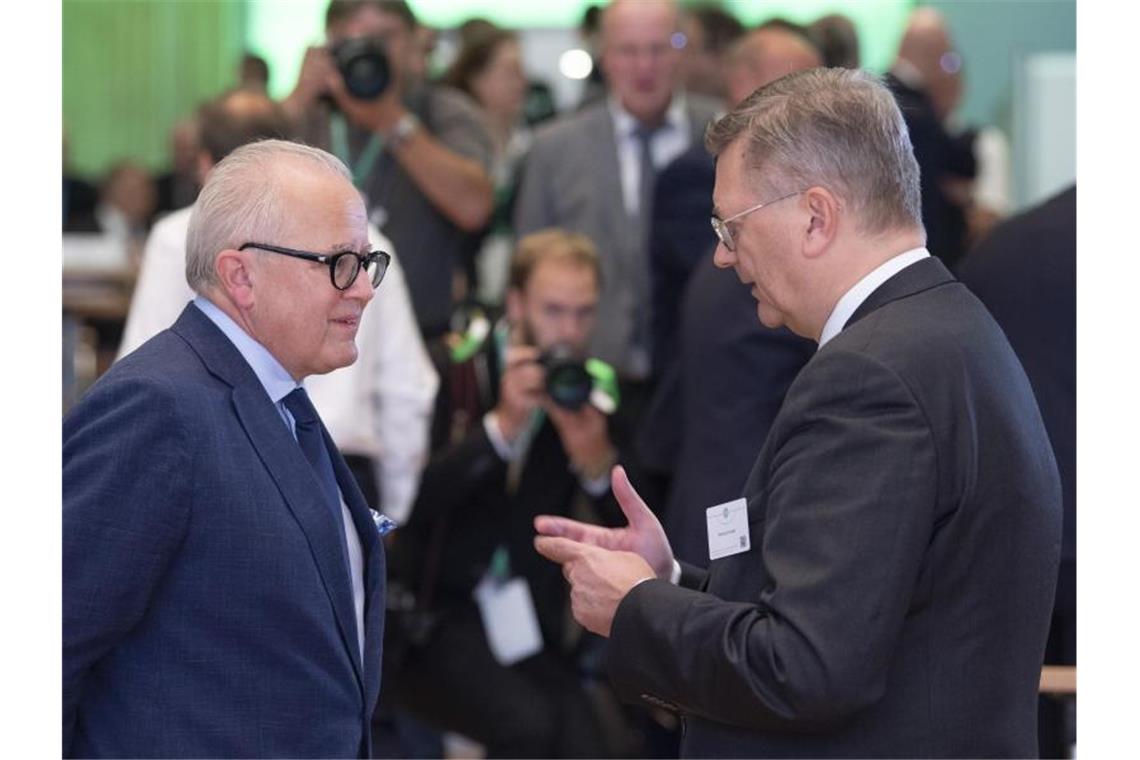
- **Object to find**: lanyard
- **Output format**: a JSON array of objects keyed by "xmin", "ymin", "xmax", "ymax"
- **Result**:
[
  {"xmin": 494, "ymin": 321, "xmax": 545, "ymax": 492},
  {"xmin": 329, "ymin": 112, "xmax": 385, "ymax": 189}
]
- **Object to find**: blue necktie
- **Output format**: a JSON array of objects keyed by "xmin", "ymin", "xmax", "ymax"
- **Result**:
[{"xmin": 283, "ymin": 388, "xmax": 343, "ymax": 525}]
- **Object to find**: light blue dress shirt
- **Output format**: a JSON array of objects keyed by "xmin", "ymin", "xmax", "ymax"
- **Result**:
[{"xmin": 192, "ymin": 296, "xmax": 367, "ymax": 662}]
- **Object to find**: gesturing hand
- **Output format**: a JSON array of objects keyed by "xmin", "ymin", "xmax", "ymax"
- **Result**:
[
  {"xmin": 533, "ymin": 539, "xmax": 654, "ymax": 637},
  {"xmin": 534, "ymin": 465, "xmax": 674, "ymax": 579}
]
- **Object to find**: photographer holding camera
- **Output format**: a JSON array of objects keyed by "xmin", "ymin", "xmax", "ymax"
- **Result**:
[
  {"xmin": 384, "ymin": 229, "xmax": 629, "ymax": 757},
  {"xmin": 284, "ymin": 0, "xmax": 494, "ymax": 339}
]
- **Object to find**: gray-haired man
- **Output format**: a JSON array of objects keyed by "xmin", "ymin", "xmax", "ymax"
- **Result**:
[{"xmin": 535, "ymin": 68, "xmax": 1062, "ymax": 757}]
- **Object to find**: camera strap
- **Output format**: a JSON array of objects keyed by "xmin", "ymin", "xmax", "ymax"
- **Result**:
[{"xmin": 330, "ymin": 113, "xmax": 385, "ymax": 190}]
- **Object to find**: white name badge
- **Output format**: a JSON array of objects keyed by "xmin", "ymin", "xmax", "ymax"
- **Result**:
[
  {"xmin": 707, "ymin": 498, "xmax": 751, "ymax": 561},
  {"xmin": 473, "ymin": 576, "xmax": 544, "ymax": 666}
]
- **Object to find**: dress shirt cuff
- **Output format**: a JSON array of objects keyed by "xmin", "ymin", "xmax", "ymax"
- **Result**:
[
  {"xmin": 628, "ymin": 561, "xmax": 682, "ymax": 589},
  {"xmin": 482, "ymin": 412, "xmax": 518, "ymax": 462},
  {"xmin": 630, "ymin": 574, "xmax": 659, "ymax": 591}
]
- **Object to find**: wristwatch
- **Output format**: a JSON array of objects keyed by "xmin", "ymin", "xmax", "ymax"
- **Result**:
[{"xmin": 387, "ymin": 112, "xmax": 421, "ymax": 150}]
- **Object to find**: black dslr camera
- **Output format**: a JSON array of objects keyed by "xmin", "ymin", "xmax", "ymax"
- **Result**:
[
  {"xmin": 538, "ymin": 344, "xmax": 593, "ymax": 411},
  {"xmin": 329, "ymin": 37, "xmax": 391, "ymax": 100}
]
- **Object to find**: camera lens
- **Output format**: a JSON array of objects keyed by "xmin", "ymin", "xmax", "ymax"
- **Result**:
[
  {"xmin": 332, "ymin": 38, "xmax": 391, "ymax": 100},
  {"xmin": 540, "ymin": 344, "xmax": 592, "ymax": 410}
]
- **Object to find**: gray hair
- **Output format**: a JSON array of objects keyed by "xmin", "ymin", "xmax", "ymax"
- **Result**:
[
  {"xmin": 185, "ymin": 139, "xmax": 353, "ymax": 294},
  {"xmin": 705, "ymin": 67, "xmax": 922, "ymax": 235}
]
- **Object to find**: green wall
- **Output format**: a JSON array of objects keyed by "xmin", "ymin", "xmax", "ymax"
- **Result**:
[
  {"xmin": 63, "ymin": 0, "xmax": 247, "ymax": 177},
  {"xmin": 927, "ymin": 0, "xmax": 1076, "ymax": 130},
  {"xmin": 249, "ymin": 0, "xmax": 913, "ymax": 101},
  {"xmin": 62, "ymin": 1, "xmax": 1076, "ymax": 179}
]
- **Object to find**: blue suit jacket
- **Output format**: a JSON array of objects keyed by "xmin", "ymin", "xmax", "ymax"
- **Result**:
[{"xmin": 63, "ymin": 304, "xmax": 386, "ymax": 758}]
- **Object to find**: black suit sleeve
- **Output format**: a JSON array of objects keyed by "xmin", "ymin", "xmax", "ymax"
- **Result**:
[{"xmin": 607, "ymin": 349, "xmax": 938, "ymax": 731}]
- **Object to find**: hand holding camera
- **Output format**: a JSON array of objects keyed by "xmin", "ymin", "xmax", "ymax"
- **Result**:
[
  {"xmin": 325, "ymin": 38, "xmax": 406, "ymax": 134},
  {"xmin": 494, "ymin": 338, "xmax": 615, "ymax": 474},
  {"xmin": 494, "ymin": 344, "xmax": 545, "ymax": 444},
  {"xmin": 286, "ymin": 38, "xmax": 404, "ymax": 134}
]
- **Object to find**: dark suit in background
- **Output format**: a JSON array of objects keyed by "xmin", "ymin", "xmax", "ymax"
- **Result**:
[
  {"xmin": 610, "ymin": 258, "xmax": 1062, "ymax": 757},
  {"xmin": 640, "ymin": 141, "xmax": 815, "ymax": 566},
  {"xmin": 885, "ymin": 72, "xmax": 976, "ymax": 269},
  {"xmin": 959, "ymin": 185, "xmax": 1077, "ymax": 757},
  {"xmin": 658, "ymin": 259, "xmax": 814, "ymax": 567},
  {"xmin": 63, "ymin": 306, "xmax": 386, "ymax": 758},
  {"xmin": 648, "ymin": 144, "xmax": 718, "ymax": 376}
]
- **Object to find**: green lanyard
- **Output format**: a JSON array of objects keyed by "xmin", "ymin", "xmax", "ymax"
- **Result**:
[
  {"xmin": 493, "ymin": 321, "xmax": 547, "ymax": 439},
  {"xmin": 330, "ymin": 112, "xmax": 385, "ymax": 189}
]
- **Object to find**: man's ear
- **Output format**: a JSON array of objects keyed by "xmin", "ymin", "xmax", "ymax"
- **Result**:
[
  {"xmin": 802, "ymin": 186, "xmax": 840, "ymax": 259},
  {"xmin": 215, "ymin": 249, "xmax": 256, "ymax": 310}
]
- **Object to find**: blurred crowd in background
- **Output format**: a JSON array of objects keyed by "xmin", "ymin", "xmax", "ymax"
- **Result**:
[{"xmin": 61, "ymin": 1, "xmax": 1076, "ymax": 758}]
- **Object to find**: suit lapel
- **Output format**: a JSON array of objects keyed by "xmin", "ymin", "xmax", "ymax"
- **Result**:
[
  {"xmin": 172, "ymin": 305, "xmax": 367, "ymax": 697},
  {"xmin": 593, "ymin": 106, "xmax": 626, "ymax": 238}
]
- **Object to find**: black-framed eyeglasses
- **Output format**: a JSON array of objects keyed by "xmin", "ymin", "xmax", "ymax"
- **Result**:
[
  {"xmin": 239, "ymin": 242, "xmax": 391, "ymax": 290},
  {"xmin": 710, "ymin": 190, "xmax": 805, "ymax": 252}
]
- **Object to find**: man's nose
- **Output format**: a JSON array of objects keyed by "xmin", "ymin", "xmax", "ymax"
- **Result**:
[
  {"xmin": 558, "ymin": 316, "xmax": 588, "ymax": 345},
  {"xmin": 345, "ymin": 265, "xmax": 375, "ymax": 303},
  {"xmin": 713, "ymin": 241, "xmax": 735, "ymax": 269}
]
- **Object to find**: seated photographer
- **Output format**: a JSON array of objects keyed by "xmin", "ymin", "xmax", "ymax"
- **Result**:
[
  {"xmin": 385, "ymin": 229, "xmax": 627, "ymax": 758},
  {"xmin": 283, "ymin": 0, "xmax": 494, "ymax": 339}
]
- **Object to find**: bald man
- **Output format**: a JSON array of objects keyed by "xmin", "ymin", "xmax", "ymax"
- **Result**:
[
  {"xmin": 515, "ymin": 0, "xmax": 721, "ymax": 382},
  {"xmin": 886, "ymin": 7, "xmax": 976, "ymax": 269},
  {"xmin": 725, "ymin": 25, "xmax": 823, "ymax": 107}
]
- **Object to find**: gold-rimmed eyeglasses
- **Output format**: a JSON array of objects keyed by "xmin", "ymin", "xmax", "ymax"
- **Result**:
[{"xmin": 710, "ymin": 190, "xmax": 805, "ymax": 252}]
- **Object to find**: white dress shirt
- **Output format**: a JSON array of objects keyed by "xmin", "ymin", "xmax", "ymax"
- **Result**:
[
  {"xmin": 119, "ymin": 206, "xmax": 439, "ymax": 524},
  {"xmin": 192, "ymin": 295, "xmax": 367, "ymax": 663},
  {"xmin": 818, "ymin": 247, "xmax": 931, "ymax": 349},
  {"xmin": 607, "ymin": 93, "xmax": 693, "ymax": 217}
]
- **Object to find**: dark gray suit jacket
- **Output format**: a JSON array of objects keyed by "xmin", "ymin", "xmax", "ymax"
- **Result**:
[
  {"xmin": 514, "ymin": 96, "xmax": 720, "ymax": 374},
  {"xmin": 63, "ymin": 305, "xmax": 386, "ymax": 758},
  {"xmin": 608, "ymin": 257, "xmax": 1062, "ymax": 757}
]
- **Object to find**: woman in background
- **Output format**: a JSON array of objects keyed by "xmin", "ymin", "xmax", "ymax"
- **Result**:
[{"xmin": 443, "ymin": 28, "xmax": 531, "ymax": 305}]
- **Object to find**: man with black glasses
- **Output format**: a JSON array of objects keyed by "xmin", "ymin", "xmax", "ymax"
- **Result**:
[
  {"xmin": 64, "ymin": 140, "xmax": 391, "ymax": 758},
  {"xmin": 120, "ymin": 87, "xmax": 437, "ymax": 525}
]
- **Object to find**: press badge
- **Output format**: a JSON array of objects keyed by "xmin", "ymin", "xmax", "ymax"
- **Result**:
[
  {"xmin": 707, "ymin": 498, "xmax": 751, "ymax": 561},
  {"xmin": 473, "ymin": 575, "xmax": 543, "ymax": 666}
]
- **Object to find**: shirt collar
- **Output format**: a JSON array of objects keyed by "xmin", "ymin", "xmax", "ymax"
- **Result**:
[
  {"xmin": 817, "ymin": 247, "xmax": 931, "ymax": 349},
  {"xmin": 192, "ymin": 296, "xmax": 300, "ymax": 403},
  {"xmin": 607, "ymin": 91, "xmax": 688, "ymax": 137}
]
